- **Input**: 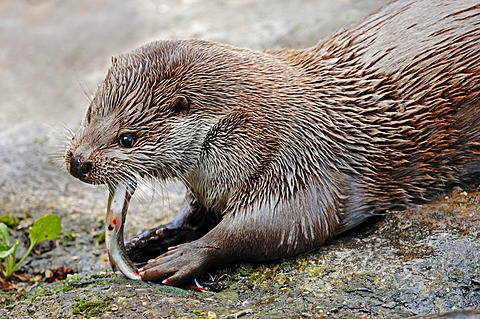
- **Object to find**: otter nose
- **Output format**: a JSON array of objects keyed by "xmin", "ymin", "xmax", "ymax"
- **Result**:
[{"xmin": 69, "ymin": 156, "xmax": 92, "ymax": 179}]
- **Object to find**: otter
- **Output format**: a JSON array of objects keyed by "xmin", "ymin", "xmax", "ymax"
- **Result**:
[{"xmin": 65, "ymin": 0, "xmax": 480, "ymax": 286}]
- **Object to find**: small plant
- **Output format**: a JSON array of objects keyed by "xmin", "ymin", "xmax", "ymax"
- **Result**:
[{"xmin": 0, "ymin": 214, "xmax": 62, "ymax": 279}]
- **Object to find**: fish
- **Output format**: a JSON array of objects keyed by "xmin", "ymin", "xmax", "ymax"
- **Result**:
[{"xmin": 105, "ymin": 180, "xmax": 141, "ymax": 280}]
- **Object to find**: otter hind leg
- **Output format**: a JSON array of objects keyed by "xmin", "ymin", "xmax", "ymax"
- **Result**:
[{"xmin": 125, "ymin": 194, "xmax": 221, "ymax": 263}]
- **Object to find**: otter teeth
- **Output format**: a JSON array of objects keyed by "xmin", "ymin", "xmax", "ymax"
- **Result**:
[{"xmin": 105, "ymin": 179, "xmax": 140, "ymax": 280}]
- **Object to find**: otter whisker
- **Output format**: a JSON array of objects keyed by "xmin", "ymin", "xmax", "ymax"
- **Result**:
[{"xmin": 75, "ymin": 68, "xmax": 95, "ymax": 104}]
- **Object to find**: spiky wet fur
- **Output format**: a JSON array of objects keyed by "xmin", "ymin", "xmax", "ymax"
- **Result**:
[{"xmin": 65, "ymin": 0, "xmax": 479, "ymax": 283}]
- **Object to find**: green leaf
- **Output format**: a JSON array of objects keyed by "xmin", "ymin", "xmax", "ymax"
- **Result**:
[
  {"xmin": 0, "ymin": 241, "xmax": 16, "ymax": 259},
  {"xmin": 29, "ymin": 214, "xmax": 62, "ymax": 245},
  {"xmin": 0, "ymin": 223, "xmax": 11, "ymax": 245}
]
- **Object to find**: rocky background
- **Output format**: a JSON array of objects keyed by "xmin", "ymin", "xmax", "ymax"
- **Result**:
[{"xmin": 0, "ymin": 0, "xmax": 479, "ymax": 318}]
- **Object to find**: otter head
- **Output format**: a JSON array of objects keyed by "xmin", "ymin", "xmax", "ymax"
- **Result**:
[{"xmin": 65, "ymin": 40, "xmax": 231, "ymax": 187}]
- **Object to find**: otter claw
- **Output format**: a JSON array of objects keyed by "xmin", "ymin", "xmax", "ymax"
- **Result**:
[{"xmin": 106, "ymin": 180, "xmax": 140, "ymax": 280}]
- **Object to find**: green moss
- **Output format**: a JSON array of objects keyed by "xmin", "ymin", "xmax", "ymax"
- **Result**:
[
  {"xmin": 192, "ymin": 309, "xmax": 217, "ymax": 318},
  {"xmin": 97, "ymin": 231, "xmax": 106, "ymax": 244},
  {"xmin": 61, "ymin": 284, "xmax": 73, "ymax": 292},
  {"xmin": 0, "ymin": 215, "xmax": 20, "ymax": 228},
  {"xmin": 232, "ymin": 263, "xmax": 255, "ymax": 277},
  {"xmin": 217, "ymin": 259, "xmax": 301, "ymax": 288},
  {"xmin": 305, "ymin": 265, "xmax": 326, "ymax": 277},
  {"xmin": 248, "ymin": 263, "xmax": 293, "ymax": 286},
  {"xmin": 58, "ymin": 231, "xmax": 76, "ymax": 245},
  {"xmin": 193, "ymin": 309, "xmax": 203, "ymax": 317},
  {"xmin": 72, "ymin": 296, "xmax": 113, "ymax": 318},
  {"xmin": 31, "ymin": 284, "xmax": 63, "ymax": 298}
]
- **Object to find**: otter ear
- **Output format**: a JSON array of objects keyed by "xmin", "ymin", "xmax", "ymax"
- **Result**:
[{"xmin": 170, "ymin": 95, "xmax": 190, "ymax": 113}]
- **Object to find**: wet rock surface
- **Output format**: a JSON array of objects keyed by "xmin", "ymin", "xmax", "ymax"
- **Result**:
[{"xmin": 0, "ymin": 0, "xmax": 479, "ymax": 318}]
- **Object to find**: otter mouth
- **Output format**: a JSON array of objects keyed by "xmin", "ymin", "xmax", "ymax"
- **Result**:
[{"xmin": 105, "ymin": 178, "xmax": 141, "ymax": 280}]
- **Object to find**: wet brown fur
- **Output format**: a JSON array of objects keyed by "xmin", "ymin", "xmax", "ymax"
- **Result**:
[{"xmin": 65, "ymin": 0, "xmax": 480, "ymax": 285}]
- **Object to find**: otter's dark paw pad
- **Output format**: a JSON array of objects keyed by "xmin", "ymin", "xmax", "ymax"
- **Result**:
[
  {"xmin": 124, "ymin": 227, "xmax": 170, "ymax": 262},
  {"xmin": 138, "ymin": 241, "xmax": 218, "ymax": 286},
  {"xmin": 125, "ymin": 225, "xmax": 205, "ymax": 263}
]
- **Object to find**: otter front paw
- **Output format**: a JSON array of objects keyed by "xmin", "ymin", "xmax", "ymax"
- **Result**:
[
  {"xmin": 125, "ymin": 225, "xmax": 203, "ymax": 262},
  {"xmin": 125, "ymin": 227, "xmax": 167, "ymax": 262},
  {"xmin": 138, "ymin": 241, "xmax": 220, "ymax": 286}
]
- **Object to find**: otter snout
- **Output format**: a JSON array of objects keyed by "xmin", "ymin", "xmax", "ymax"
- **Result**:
[{"xmin": 68, "ymin": 155, "xmax": 92, "ymax": 181}]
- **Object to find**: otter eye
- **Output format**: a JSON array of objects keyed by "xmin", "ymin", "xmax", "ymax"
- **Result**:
[{"xmin": 118, "ymin": 134, "xmax": 135, "ymax": 148}]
